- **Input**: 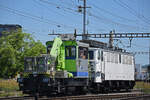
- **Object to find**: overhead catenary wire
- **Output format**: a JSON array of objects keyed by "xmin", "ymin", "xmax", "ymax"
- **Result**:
[
  {"xmin": 119, "ymin": 0, "xmax": 150, "ymax": 22},
  {"xmin": 88, "ymin": 12, "xmax": 149, "ymax": 31},
  {"xmin": 114, "ymin": 38, "xmax": 150, "ymax": 49},
  {"xmin": 39, "ymin": 0, "xmax": 83, "ymax": 31},
  {"xmin": 71, "ymin": 0, "xmax": 79, "ymax": 7},
  {"xmin": 88, "ymin": 0, "xmax": 150, "ymax": 32},
  {"xmin": 38, "ymin": 0, "xmax": 149, "ymax": 32},
  {"xmin": 39, "ymin": 0, "xmax": 79, "ymax": 14},
  {"xmin": 23, "ymin": 28, "xmax": 51, "ymax": 42},
  {"xmin": 90, "ymin": 1, "xmax": 137, "ymax": 23},
  {"xmin": 59, "ymin": 0, "xmax": 78, "ymax": 8},
  {"xmin": 113, "ymin": 0, "xmax": 150, "ymax": 25},
  {"xmin": 33, "ymin": 0, "xmax": 66, "ymax": 17},
  {"xmin": 33, "ymin": 0, "xmax": 81, "ymax": 27},
  {"xmin": 0, "ymin": 4, "xmax": 79, "ymax": 30}
]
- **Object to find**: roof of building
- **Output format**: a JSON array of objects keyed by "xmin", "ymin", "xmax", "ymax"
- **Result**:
[
  {"xmin": 142, "ymin": 64, "xmax": 150, "ymax": 68},
  {"xmin": 0, "ymin": 24, "xmax": 22, "ymax": 28}
]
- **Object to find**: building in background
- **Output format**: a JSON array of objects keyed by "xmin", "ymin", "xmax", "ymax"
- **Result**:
[
  {"xmin": 0, "ymin": 24, "xmax": 22, "ymax": 37},
  {"xmin": 135, "ymin": 64, "xmax": 150, "ymax": 81},
  {"xmin": 135, "ymin": 64, "xmax": 142, "ymax": 80}
]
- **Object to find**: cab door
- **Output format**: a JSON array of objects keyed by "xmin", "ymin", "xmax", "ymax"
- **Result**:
[
  {"xmin": 76, "ymin": 46, "xmax": 89, "ymax": 77},
  {"xmin": 94, "ymin": 50, "xmax": 102, "ymax": 83}
]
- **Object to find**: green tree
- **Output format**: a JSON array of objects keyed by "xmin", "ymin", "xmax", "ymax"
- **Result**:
[{"xmin": 0, "ymin": 30, "xmax": 46, "ymax": 78}]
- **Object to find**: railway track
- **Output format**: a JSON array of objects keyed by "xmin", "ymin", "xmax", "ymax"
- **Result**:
[
  {"xmin": 0, "ymin": 91, "xmax": 149, "ymax": 100},
  {"xmin": 0, "ymin": 96, "xmax": 34, "ymax": 100},
  {"xmin": 41, "ymin": 92, "xmax": 145, "ymax": 100}
]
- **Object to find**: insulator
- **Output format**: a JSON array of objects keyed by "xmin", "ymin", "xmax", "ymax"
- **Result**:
[{"xmin": 78, "ymin": 6, "xmax": 82, "ymax": 12}]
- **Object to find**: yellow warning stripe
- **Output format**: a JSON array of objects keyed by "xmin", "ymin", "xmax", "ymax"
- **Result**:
[{"xmin": 23, "ymin": 72, "xmax": 50, "ymax": 77}]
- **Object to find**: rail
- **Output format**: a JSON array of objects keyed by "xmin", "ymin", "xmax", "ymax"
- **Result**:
[
  {"xmin": 1, "ymin": 92, "xmax": 149, "ymax": 100},
  {"xmin": 41, "ymin": 92, "xmax": 146, "ymax": 100},
  {"xmin": 0, "ymin": 96, "xmax": 34, "ymax": 100}
]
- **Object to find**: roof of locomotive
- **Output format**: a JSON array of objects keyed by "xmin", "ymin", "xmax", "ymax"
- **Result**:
[
  {"xmin": 89, "ymin": 47, "xmax": 134, "ymax": 56},
  {"xmin": 46, "ymin": 40, "xmax": 89, "ymax": 47},
  {"xmin": 82, "ymin": 39, "xmax": 133, "ymax": 56},
  {"xmin": 45, "ymin": 38, "xmax": 132, "ymax": 55},
  {"xmin": 80, "ymin": 39, "xmax": 107, "ymax": 48}
]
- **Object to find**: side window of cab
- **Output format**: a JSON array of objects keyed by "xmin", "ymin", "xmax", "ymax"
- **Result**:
[
  {"xmin": 65, "ymin": 46, "xmax": 76, "ymax": 59},
  {"xmin": 78, "ymin": 47, "xmax": 88, "ymax": 59},
  {"xmin": 98, "ymin": 50, "xmax": 101, "ymax": 60}
]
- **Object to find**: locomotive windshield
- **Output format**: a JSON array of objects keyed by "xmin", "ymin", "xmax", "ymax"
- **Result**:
[
  {"xmin": 24, "ymin": 57, "xmax": 36, "ymax": 71},
  {"xmin": 36, "ymin": 57, "xmax": 47, "ymax": 71},
  {"xmin": 24, "ymin": 57, "xmax": 48, "ymax": 72}
]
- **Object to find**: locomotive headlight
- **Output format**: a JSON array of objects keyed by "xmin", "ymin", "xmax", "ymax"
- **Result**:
[
  {"xmin": 20, "ymin": 84, "xmax": 24, "ymax": 86},
  {"xmin": 42, "ymin": 78, "xmax": 49, "ymax": 83},
  {"xmin": 33, "ymin": 72, "xmax": 37, "ymax": 77}
]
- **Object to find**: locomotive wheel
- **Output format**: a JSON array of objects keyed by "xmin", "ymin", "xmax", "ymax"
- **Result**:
[
  {"xmin": 117, "ymin": 88, "xmax": 120, "ymax": 92},
  {"xmin": 103, "ymin": 87, "xmax": 109, "ymax": 93},
  {"xmin": 75, "ymin": 86, "xmax": 87, "ymax": 95}
]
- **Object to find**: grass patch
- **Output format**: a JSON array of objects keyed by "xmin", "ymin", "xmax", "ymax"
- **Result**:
[
  {"xmin": 0, "ymin": 79, "xmax": 19, "ymax": 92},
  {"xmin": 0, "ymin": 91, "xmax": 23, "ymax": 97},
  {"xmin": 0, "ymin": 79, "xmax": 23, "ymax": 97},
  {"xmin": 134, "ymin": 81, "xmax": 150, "ymax": 93}
]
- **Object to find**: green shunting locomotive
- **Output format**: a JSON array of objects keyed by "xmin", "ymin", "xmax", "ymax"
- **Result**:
[
  {"xmin": 18, "ymin": 34, "xmax": 135, "ymax": 95},
  {"xmin": 18, "ymin": 34, "xmax": 90, "ymax": 95}
]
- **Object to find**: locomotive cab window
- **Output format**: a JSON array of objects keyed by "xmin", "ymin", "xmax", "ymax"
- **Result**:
[
  {"xmin": 65, "ymin": 46, "xmax": 76, "ymax": 59},
  {"xmin": 89, "ymin": 51, "xmax": 94, "ymax": 60},
  {"xmin": 98, "ymin": 50, "xmax": 101, "ymax": 60},
  {"xmin": 79, "ymin": 47, "xmax": 88, "ymax": 59},
  {"xmin": 47, "ymin": 45, "xmax": 52, "ymax": 54},
  {"xmin": 119, "ymin": 54, "xmax": 121, "ymax": 63},
  {"xmin": 24, "ymin": 58, "xmax": 35, "ymax": 71},
  {"xmin": 101, "ymin": 51, "xmax": 103, "ymax": 61},
  {"xmin": 36, "ymin": 57, "xmax": 47, "ymax": 71}
]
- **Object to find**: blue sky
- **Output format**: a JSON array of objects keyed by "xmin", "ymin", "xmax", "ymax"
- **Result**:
[{"xmin": 0, "ymin": 0, "xmax": 150, "ymax": 65}]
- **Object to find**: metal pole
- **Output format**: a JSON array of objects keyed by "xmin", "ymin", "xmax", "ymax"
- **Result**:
[
  {"xmin": 109, "ymin": 30, "xmax": 114, "ymax": 48},
  {"xmin": 149, "ymin": 39, "xmax": 150, "ymax": 64},
  {"xmin": 83, "ymin": 0, "xmax": 86, "ymax": 40}
]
